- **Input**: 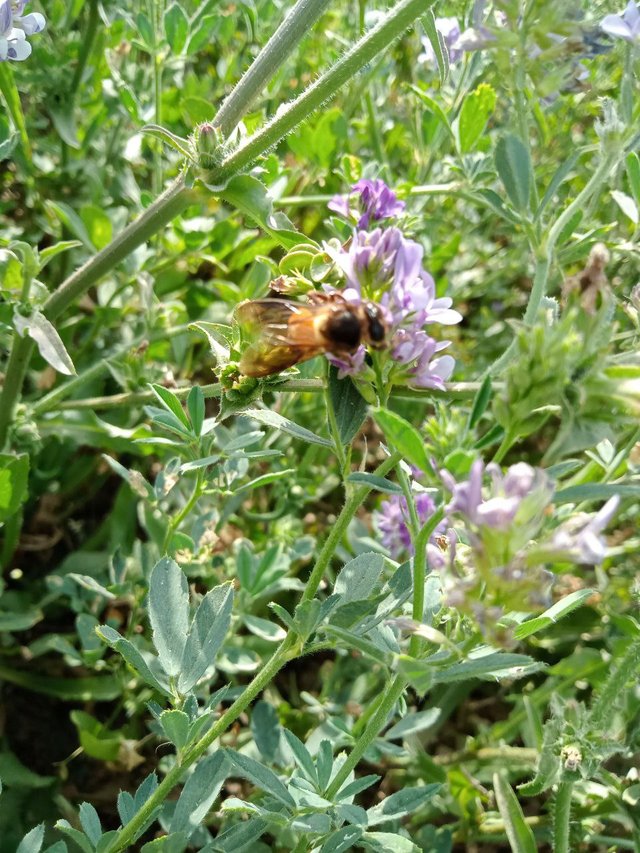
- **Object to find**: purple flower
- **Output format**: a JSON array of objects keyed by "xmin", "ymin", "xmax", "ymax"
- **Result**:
[
  {"xmin": 327, "ymin": 345, "xmax": 366, "ymax": 379},
  {"xmin": 601, "ymin": 2, "xmax": 640, "ymax": 42},
  {"xmin": 0, "ymin": 0, "xmax": 45, "ymax": 61},
  {"xmin": 329, "ymin": 179, "xmax": 405, "ymax": 229},
  {"xmin": 419, "ymin": 17, "xmax": 463, "ymax": 66},
  {"xmin": 541, "ymin": 496, "xmax": 620, "ymax": 564},
  {"xmin": 442, "ymin": 461, "xmax": 549, "ymax": 531},
  {"xmin": 376, "ymin": 491, "xmax": 438, "ymax": 559}
]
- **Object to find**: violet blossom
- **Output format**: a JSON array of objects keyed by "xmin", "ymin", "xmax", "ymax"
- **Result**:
[
  {"xmin": 376, "ymin": 491, "xmax": 449, "ymax": 571},
  {"xmin": 601, "ymin": 2, "xmax": 640, "ymax": 42},
  {"xmin": 324, "ymin": 202, "xmax": 462, "ymax": 387},
  {"xmin": 328, "ymin": 179, "xmax": 405, "ymax": 229},
  {"xmin": 0, "ymin": 0, "xmax": 45, "ymax": 62},
  {"xmin": 536, "ymin": 496, "xmax": 620, "ymax": 565}
]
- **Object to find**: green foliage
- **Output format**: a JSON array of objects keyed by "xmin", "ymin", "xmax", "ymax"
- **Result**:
[{"xmin": 1, "ymin": 0, "xmax": 640, "ymax": 850}]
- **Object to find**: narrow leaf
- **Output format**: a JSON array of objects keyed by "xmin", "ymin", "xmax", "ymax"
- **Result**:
[
  {"xmin": 227, "ymin": 750, "xmax": 295, "ymax": 808},
  {"xmin": 493, "ymin": 773, "xmax": 537, "ymax": 853},
  {"xmin": 171, "ymin": 752, "xmax": 228, "ymax": 836},
  {"xmin": 423, "ymin": 10, "xmax": 449, "ymax": 83},
  {"xmin": 495, "ymin": 134, "xmax": 533, "ymax": 213},
  {"xmin": 178, "ymin": 583, "xmax": 234, "ymax": 693},
  {"xmin": 243, "ymin": 408, "xmax": 332, "ymax": 447}
]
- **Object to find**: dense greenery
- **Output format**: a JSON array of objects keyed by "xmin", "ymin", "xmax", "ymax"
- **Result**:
[{"xmin": 1, "ymin": 0, "xmax": 639, "ymax": 850}]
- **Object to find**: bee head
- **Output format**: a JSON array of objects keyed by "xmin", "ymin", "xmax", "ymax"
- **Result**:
[{"xmin": 362, "ymin": 301, "xmax": 388, "ymax": 348}]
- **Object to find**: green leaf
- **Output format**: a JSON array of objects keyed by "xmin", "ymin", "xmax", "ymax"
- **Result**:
[
  {"xmin": 38, "ymin": 240, "xmax": 82, "ymax": 270},
  {"xmin": 208, "ymin": 818, "xmax": 268, "ymax": 851},
  {"xmin": 384, "ymin": 709, "xmax": 441, "ymax": 740},
  {"xmin": 495, "ymin": 134, "xmax": 533, "ymax": 213},
  {"xmin": 626, "ymin": 151, "xmax": 640, "ymax": 204},
  {"xmin": 346, "ymin": 473, "xmax": 403, "ymax": 494},
  {"xmin": 554, "ymin": 483, "xmax": 634, "ymax": 503},
  {"xmin": 408, "ymin": 85, "xmax": 455, "ymax": 142},
  {"xmin": 149, "ymin": 557, "xmax": 190, "ymax": 679},
  {"xmin": 178, "ymin": 582, "xmax": 234, "ymax": 693},
  {"xmin": 187, "ymin": 386, "xmax": 205, "ymax": 436},
  {"xmin": 362, "ymin": 832, "xmax": 419, "ymax": 852},
  {"xmin": 282, "ymin": 729, "xmax": 317, "ymax": 783},
  {"xmin": 328, "ymin": 367, "xmax": 369, "ymax": 444},
  {"xmin": 251, "ymin": 701, "xmax": 281, "ymax": 763},
  {"xmin": 243, "ymin": 408, "xmax": 332, "ymax": 447},
  {"xmin": 336, "ymin": 774, "xmax": 379, "ymax": 801},
  {"xmin": 171, "ymin": 752, "xmax": 228, "ymax": 837},
  {"xmin": 320, "ymin": 826, "xmax": 364, "ymax": 853},
  {"xmin": 164, "ymin": 3, "xmax": 189, "ymax": 52},
  {"xmin": 136, "ymin": 11, "xmax": 155, "ymax": 47},
  {"xmin": 80, "ymin": 205, "xmax": 113, "ymax": 250},
  {"xmin": 536, "ymin": 152, "xmax": 580, "ymax": 221},
  {"xmin": 160, "ymin": 710, "xmax": 190, "ymax": 750},
  {"xmin": 366, "ymin": 785, "xmax": 440, "ymax": 826},
  {"xmin": 512, "ymin": 589, "xmax": 597, "ymax": 640},
  {"xmin": 149, "ymin": 384, "xmax": 191, "ymax": 429},
  {"xmin": 14, "ymin": 311, "xmax": 76, "ymax": 375},
  {"xmin": 16, "ymin": 824, "xmax": 45, "ymax": 853},
  {"xmin": 493, "ymin": 773, "xmax": 537, "ymax": 853},
  {"xmin": 141, "ymin": 124, "xmax": 194, "ymax": 160},
  {"xmin": 457, "ymin": 84, "xmax": 497, "ymax": 154},
  {"xmin": 0, "ymin": 663, "xmax": 121, "ymax": 701},
  {"xmin": 467, "ymin": 375, "xmax": 492, "ymax": 430},
  {"xmin": 227, "ymin": 750, "xmax": 295, "ymax": 808},
  {"xmin": 70, "ymin": 711, "xmax": 121, "ymax": 762},
  {"xmin": 54, "ymin": 823, "xmax": 92, "ymax": 853},
  {"xmin": 44, "ymin": 200, "xmax": 94, "ymax": 250},
  {"xmin": 422, "ymin": 10, "xmax": 448, "ymax": 83},
  {"xmin": 219, "ymin": 175, "xmax": 312, "ymax": 250},
  {"xmin": 96, "ymin": 625, "xmax": 169, "ymax": 695},
  {"xmin": 0, "ymin": 452, "xmax": 29, "ymax": 523},
  {"xmin": 611, "ymin": 189, "xmax": 639, "ymax": 225},
  {"xmin": 372, "ymin": 408, "xmax": 431, "ymax": 474},
  {"xmin": 79, "ymin": 802, "xmax": 102, "ymax": 846},
  {"xmin": 334, "ymin": 553, "xmax": 385, "ymax": 604},
  {"xmin": 432, "ymin": 651, "xmax": 544, "ymax": 684}
]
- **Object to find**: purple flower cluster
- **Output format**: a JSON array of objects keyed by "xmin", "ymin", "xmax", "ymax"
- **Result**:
[
  {"xmin": 328, "ymin": 178, "xmax": 405, "ymax": 229},
  {"xmin": 326, "ymin": 180, "xmax": 462, "ymax": 389},
  {"xmin": 0, "ymin": 0, "xmax": 45, "ymax": 62}
]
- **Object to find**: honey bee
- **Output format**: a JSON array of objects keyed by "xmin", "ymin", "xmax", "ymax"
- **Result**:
[{"xmin": 235, "ymin": 291, "xmax": 388, "ymax": 378}]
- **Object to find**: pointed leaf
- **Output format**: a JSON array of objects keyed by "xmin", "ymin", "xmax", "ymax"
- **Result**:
[
  {"xmin": 227, "ymin": 750, "xmax": 295, "ymax": 808},
  {"xmin": 493, "ymin": 773, "xmax": 537, "ymax": 853},
  {"xmin": 170, "ymin": 752, "xmax": 228, "ymax": 836},
  {"xmin": 243, "ymin": 408, "xmax": 332, "ymax": 447},
  {"xmin": 495, "ymin": 134, "xmax": 533, "ymax": 213},
  {"xmin": 17, "ymin": 825, "xmax": 45, "ymax": 853},
  {"xmin": 372, "ymin": 408, "xmax": 431, "ymax": 474},
  {"xmin": 14, "ymin": 311, "xmax": 76, "ymax": 376},
  {"xmin": 97, "ymin": 625, "xmax": 169, "ymax": 695},
  {"xmin": 328, "ymin": 367, "xmax": 368, "ymax": 444}
]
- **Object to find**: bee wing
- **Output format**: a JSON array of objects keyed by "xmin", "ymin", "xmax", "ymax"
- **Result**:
[{"xmin": 235, "ymin": 299, "xmax": 325, "ymax": 377}]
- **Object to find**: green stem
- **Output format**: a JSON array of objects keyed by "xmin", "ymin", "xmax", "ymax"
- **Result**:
[
  {"xmin": 408, "ymin": 507, "xmax": 444, "ymax": 658},
  {"xmin": 0, "ymin": 336, "xmax": 35, "ymax": 451},
  {"xmin": 162, "ymin": 468, "xmax": 205, "ymax": 553},
  {"xmin": 43, "ymin": 178, "xmax": 195, "ymax": 321},
  {"xmin": 552, "ymin": 779, "xmax": 574, "ymax": 853},
  {"xmin": 69, "ymin": 0, "xmax": 100, "ymax": 96},
  {"xmin": 38, "ymin": 380, "xmax": 490, "ymax": 414},
  {"xmin": 0, "ymin": 62, "xmax": 32, "ymax": 165},
  {"xmin": 210, "ymin": 0, "xmax": 436, "ymax": 184},
  {"xmin": 325, "ymin": 366, "xmax": 347, "ymax": 476},
  {"xmin": 325, "ymin": 673, "xmax": 407, "ymax": 799},
  {"xmin": 105, "ymin": 451, "xmax": 401, "ymax": 852},
  {"xmin": 213, "ymin": 0, "xmax": 334, "ymax": 137},
  {"xmin": 151, "ymin": 0, "xmax": 164, "ymax": 196},
  {"xmin": 491, "ymin": 428, "xmax": 518, "ymax": 464}
]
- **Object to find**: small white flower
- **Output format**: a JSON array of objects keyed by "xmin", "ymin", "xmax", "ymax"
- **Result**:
[{"xmin": 0, "ymin": 0, "xmax": 45, "ymax": 62}]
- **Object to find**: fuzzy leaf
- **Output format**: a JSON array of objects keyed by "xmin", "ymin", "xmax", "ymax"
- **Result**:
[{"xmin": 14, "ymin": 311, "xmax": 76, "ymax": 376}]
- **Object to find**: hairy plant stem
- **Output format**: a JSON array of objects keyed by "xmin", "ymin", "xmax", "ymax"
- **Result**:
[
  {"xmin": 213, "ymin": 0, "xmax": 333, "ymax": 137},
  {"xmin": 552, "ymin": 779, "xmax": 574, "ymax": 853},
  {"xmin": 162, "ymin": 468, "xmax": 205, "ymax": 553},
  {"xmin": 105, "ymin": 451, "xmax": 401, "ymax": 851},
  {"xmin": 209, "ymin": 0, "xmax": 436, "ymax": 184},
  {"xmin": 325, "ymin": 673, "xmax": 407, "ymax": 799},
  {"xmin": 409, "ymin": 507, "xmax": 444, "ymax": 658}
]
